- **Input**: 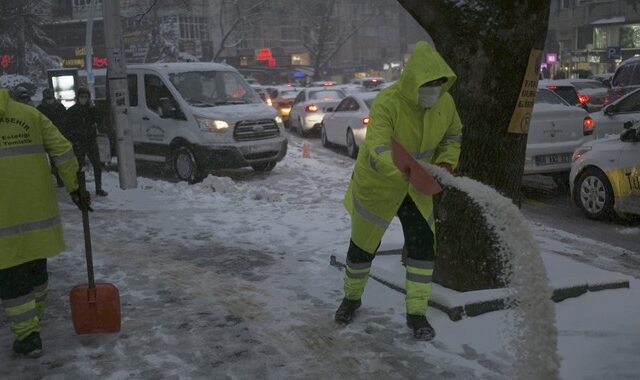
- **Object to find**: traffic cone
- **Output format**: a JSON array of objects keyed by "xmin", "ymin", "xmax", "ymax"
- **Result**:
[{"xmin": 303, "ymin": 142, "xmax": 311, "ymax": 159}]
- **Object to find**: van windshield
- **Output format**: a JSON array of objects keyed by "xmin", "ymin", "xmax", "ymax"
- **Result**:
[{"xmin": 169, "ymin": 70, "xmax": 260, "ymax": 107}]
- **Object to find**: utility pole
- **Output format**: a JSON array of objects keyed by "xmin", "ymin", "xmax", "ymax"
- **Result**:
[
  {"xmin": 102, "ymin": 0, "xmax": 138, "ymax": 189},
  {"xmin": 85, "ymin": 0, "xmax": 98, "ymax": 99},
  {"xmin": 17, "ymin": 1, "xmax": 27, "ymax": 75}
]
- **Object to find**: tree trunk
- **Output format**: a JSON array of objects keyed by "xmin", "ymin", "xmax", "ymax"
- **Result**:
[{"xmin": 397, "ymin": 1, "xmax": 551, "ymax": 291}]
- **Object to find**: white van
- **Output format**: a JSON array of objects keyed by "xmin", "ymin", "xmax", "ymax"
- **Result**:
[{"xmin": 126, "ymin": 62, "xmax": 288, "ymax": 182}]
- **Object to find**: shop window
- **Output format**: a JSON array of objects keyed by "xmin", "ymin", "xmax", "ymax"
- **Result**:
[
  {"xmin": 621, "ymin": 24, "xmax": 640, "ymax": 49},
  {"xmin": 593, "ymin": 27, "xmax": 607, "ymax": 49}
]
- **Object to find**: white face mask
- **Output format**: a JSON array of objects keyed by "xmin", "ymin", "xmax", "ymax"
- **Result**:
[{"xmin": 418, "ymin": 86, "xmax": 441, "ymax": 108}]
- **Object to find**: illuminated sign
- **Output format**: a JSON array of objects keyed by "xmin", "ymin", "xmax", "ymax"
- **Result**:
[
  {"xmin": 546, "ymin": 53, "xmax": 557, "ymax": 64},
  {"xmin": 62, "ymin": 56, "xmax": 108, "ymax": 68},
  {"xmin": 256, "ymin": 48, "xmax": 272, "ymax": 61},
  {"xmin": 267, "ymin": 58, "xmax": 276, "ymax": 67},
  {"xmin": 93, "ymin": 57, "xmax": 107, "ymax": 68},
  {"xmin": 1, "ymin": 54, "xmax": 15, "ymax": 70}
]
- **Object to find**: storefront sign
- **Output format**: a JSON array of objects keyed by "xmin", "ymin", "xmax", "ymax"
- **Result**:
[
  {"xmin": 546, "ymin": 53, "xmax": 557, "ymax": 63},
  {"xmin": 256, "ymin": 48, "xmax": 272, "ymax": 61},
  {"xmin": 1, "ymin": 54, "xmax": 15, "ymax": 71}
]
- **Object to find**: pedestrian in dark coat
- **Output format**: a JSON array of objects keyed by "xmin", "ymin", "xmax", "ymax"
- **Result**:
[
  {"xmin": 66, "ymin": 87, "xmax": 108, "ymax": 196},
  {"xmin": 38, "ymin": 88, "xmax": 68, "ymax": 187}
]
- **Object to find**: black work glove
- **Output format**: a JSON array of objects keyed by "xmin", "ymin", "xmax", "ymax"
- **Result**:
[{"xmin": 70, "ymin": 190, "xmax": 93, "ymax": 212}]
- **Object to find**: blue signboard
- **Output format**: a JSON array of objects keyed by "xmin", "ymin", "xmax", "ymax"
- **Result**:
[{"xmin": 607, "ymin": 47, "xmax": 622, "ymax": 60}]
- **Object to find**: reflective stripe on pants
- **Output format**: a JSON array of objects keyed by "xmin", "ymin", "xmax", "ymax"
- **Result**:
[
  {"xmin": 406, "ymin": 259, "xmax": 434, "ymax": 315},
  {"xmin": 344, "ymin": 243, "xmax": 374, "ymax": 301},
  {"xmin": 2, "ymin": 296, "xmax": 40, "ymax": 340}
]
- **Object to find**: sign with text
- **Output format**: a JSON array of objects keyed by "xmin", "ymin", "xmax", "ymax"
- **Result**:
[{"xmin": 508, "ymin": 49, "xmax": 543, "ymax": 134}]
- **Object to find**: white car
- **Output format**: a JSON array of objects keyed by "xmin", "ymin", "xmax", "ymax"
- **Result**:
[
  {"xmin": 320, "ymin": 92, "xmax": 377, "ymax": 158},
  {"xmin": 524, "ymin": 87, "xmax": 594, "ymax": 176},
  {"xmin": 289, "ymin": 87, "xmax": 345, "ymax": 136},
  {"xmin": 570, "ymin": 124, "xmax": 640, "ymax": 219},
  {"xmin": 590, "ymin": 88, "xmax": 640, "ymax": 139}
]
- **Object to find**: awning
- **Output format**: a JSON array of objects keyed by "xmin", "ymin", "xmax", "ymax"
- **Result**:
[{"xmin": 591, "ymin": 16, "xmax": 625, "ymax": 25}]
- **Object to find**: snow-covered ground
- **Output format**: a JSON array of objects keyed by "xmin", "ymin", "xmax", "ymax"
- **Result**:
[{"xmin": 2, "ymin": 137, "xmax": 639, "ymax": 379}]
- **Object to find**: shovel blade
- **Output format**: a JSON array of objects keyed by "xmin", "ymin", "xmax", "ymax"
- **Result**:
[{"xmin": 70, "ymin": 283, "xmax": 121, "ymax": 334}]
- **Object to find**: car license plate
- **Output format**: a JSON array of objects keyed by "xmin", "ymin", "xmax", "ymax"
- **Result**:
[
  {"xmin": 248, "ymin": 142, "xmax": 280, "ymax": 154},
  {"xmin": 535, "ymin": 153, "xmax": 572, "ymax": 166}
]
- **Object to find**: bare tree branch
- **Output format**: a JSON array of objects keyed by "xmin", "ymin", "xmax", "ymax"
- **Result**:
[{"xmin": 213, "ymin": 0, "xmax": 269, "ymax": 61}]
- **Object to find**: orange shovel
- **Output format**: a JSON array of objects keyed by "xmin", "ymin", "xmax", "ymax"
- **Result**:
[
  {"xmin": 69, "ymin": 171, "xmax": 121, "ymax": 334},
  {"xmin": 390, "ymin": 137, "xmax": 443, "ymax": 195}
]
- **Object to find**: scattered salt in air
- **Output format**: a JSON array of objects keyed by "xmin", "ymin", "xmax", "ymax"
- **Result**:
[{"xmin": 428, "ymin": 164, "xmax": 561, "ymax": 380}]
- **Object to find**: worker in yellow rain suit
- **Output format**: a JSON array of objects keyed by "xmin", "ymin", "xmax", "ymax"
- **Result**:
[
  {"xmin": 335, "ymin": 41, "xmax": 463, "ymax": 341},
  {"xmin": 0, "ymin": 88, "xmax": 89, "ymax": 357}
]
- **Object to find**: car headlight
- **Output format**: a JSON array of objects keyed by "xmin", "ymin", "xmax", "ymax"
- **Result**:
[
  {"xmin": 196, "ymin": 117, "xmax": 229, "ymax": 133},
  {"xmin": 572, "ymin": 146, "xmax": 592, "ymax": 162},
  {"xmin": 275, "ymin": 116, "xmax": 284, "ymax": 126}
]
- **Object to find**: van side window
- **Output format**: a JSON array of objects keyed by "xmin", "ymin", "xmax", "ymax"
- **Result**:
[
  {"xmin": 128, "ymin": 74, "xmax": 138, "ymax": 107},
  {"xmin": 144, "ymin": 74, "xmax": 175, "ymax": 114}
]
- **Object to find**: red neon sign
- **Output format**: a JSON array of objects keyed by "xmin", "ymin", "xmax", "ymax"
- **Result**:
[
  {"xmin": 1, "ymin": 54, "xmax": 15, "ymax": 70},
  {"xmin": 256, "ymin": 48, "xmax": 272, "ymax": 61},
  {"xmin": 267, "ymin": 58, "xmax": 276, "ymax": 68},
  {"xmin": 93, "ymin": 57, "xmax": 107, "ymax": 68}
]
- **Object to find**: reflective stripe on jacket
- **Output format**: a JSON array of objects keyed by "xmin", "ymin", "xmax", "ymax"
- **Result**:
[
  {"xmin": 0, "ymin": 89, "xmax": 79, "ymax": 269},
  {"xmin": 344, "ymin": 41, "xmax": 463, "ymax": 254}
]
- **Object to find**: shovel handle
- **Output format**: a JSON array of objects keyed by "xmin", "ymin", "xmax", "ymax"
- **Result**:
[{"xmin": 78, "ymin": 171, "xmax": 96, "ymax": 288}]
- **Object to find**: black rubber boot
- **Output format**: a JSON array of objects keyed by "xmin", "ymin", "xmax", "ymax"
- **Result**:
[
  {"xmin": 407, "ymin": 314, "xmax": 435, "ymax": 341},
  {"xmin": 335, "ymin": 298, "xmax": 362, "ymax": 324},
  {"xmin": 12, "ymin": 332, "xmax": 43, "ymax": 358}
]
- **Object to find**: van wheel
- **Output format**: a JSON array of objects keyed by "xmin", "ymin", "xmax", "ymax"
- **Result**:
[
  {"xmin": 574, "ymin": 168, "xmax": 614, "ymax": 220},
  {"xmin": 346, "ymin": 128, "xmax": 358, "ymax": 159},
  {"xmin": 173, "ymin": 146, "xmax": 205, "ymax": 183},
  {"xmin": 251, "ymin": 161, "xmax": 276, "ymax": 172}
]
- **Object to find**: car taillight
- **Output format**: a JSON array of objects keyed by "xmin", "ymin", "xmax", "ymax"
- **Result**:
[
  {"xmin": 577, "ymin": 93, "xmax": 590, "ymax": 104},
  {"xmin": 305, "ymin": 104, "xmax": 318, "ymax": 112},
  {"xmin": 362, "ymin": 116, "xmax": 370, "ymax": 126},
  {"xmin": 583, "ymin": 116, "xmax": 594, "ymax": 136},
  {"xmin": 603, "ymin": 96, "xmax": 609, "ymax": 104},
  {"xmin": 546, "ymin": 85, "xmax": 557, "ymax": 90}
]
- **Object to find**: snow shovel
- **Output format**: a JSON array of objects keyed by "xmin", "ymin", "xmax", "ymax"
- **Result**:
[
  {"xmin": 390, "ymin": 137, "xmax": 443, "ymax": 195},
  {"xmin": 70, "ymin": 171, "xmax": 121, "ymax": 334}
]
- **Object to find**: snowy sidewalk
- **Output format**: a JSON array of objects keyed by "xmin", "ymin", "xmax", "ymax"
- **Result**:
[{"xmin": 1, "ymin": 143, "xmax": 639, "ymax": 379}]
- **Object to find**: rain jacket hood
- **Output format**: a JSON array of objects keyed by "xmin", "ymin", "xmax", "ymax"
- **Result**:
[{"xmin": 397, "ymin": 41, "xmax": 457, "ymax": 105}]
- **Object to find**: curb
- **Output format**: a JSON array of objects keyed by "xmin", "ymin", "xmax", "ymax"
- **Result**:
[
  {"xmin": 331, "ymin": 253, "xmax": 631, "ymax": 322},
  {"xmin": 430, "ymin": 280, "xmax": 630, "ymax": 322}
]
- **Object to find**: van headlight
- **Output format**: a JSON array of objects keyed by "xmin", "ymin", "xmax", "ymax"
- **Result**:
[
  {"xmin": 274, "ymin": 116, "xmax": 284, "ymax": 127},
  {"xmin": 196, "ymin": 117, "xmax": 229, "ymax": 133}
]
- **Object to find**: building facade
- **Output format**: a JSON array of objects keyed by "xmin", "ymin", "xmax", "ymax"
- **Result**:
[
  {"xmin": 547, "ymin": 0, "xmax": 640, "ymax": 77},
  {"xmin": 20, "ymin": 0, "xmax": 429, "ymax": 85}
]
